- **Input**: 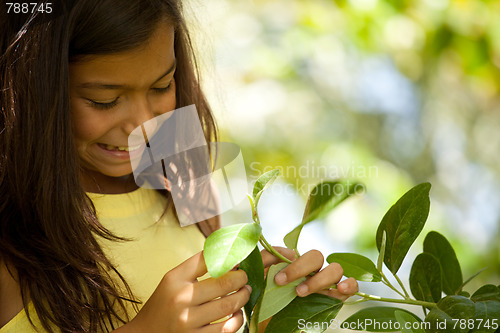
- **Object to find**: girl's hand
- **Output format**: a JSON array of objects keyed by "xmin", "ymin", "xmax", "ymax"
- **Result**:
[
  {"xmin": 262, "ymin": 247, "xmax": 359, "ymax": 301},
  {"xmin": 125, "ymin": 251, "xmax": 251, "ymax": 333},
  {"xmin": 255, "ymin": 247, "xmax": 358, "ymax": 333}
]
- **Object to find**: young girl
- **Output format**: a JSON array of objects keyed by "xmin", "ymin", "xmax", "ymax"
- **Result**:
[{"xmin": 0, "ymin": 1, "xmax": 358, "ymax": 332}]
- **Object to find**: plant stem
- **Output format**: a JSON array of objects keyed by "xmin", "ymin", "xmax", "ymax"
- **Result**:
[
  {"xmin": 343, "ymin": 298, "xmax": 369, "ymax": 305},
  {"xmin": 252, "ymin": 205, "xmax": 261, "ymax": 225},
  {"xmin": 253, "ymin": 202, "xmax": 337, "ymax": 286},
  {"xmin": 381, "ymin": 280, "xmax": 406, "ymax": 298},
  {"xmin": 422, "ymin": 306, "xmax": 428, "ymax": 317},
  {"xmin": 352, "ymin": 291, "xmax": 436, "ymax": 308},
  {"xmin": 259, "ymin": 237, "xmax": 292, "ymax": 264},
  {"xmin": 380, "ymin": 272, "xmax": 406, "ymax": 298},
  {"xmin": 251, "ymin": 197, "xmax": 293, "ymax": 264},
  {"xmin": 248, "ymin": 194, "xmax": 260, "ymax": 225},
  {"xmin": 393, "ymin": 273, "xmax": 410, "ymax": 298},
  {"xmin": 252, "ymin": 211, "xmax": 260, "ymax": 225},
  {"xmin": 460, "ymin": 267, "xmax": 487, "ymax": 290}
]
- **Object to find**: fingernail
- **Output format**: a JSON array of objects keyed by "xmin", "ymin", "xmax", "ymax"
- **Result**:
[
  {"xmin": 296, "ymin": 284, "xmax": 308, "ymax": 296},
  {"xmin": 245, "ymin": 285, "xmax": 252, "ymax": 293},
  {"xmin": 275, "ymin": 272, "xmax": 287, "ymax": 285}
]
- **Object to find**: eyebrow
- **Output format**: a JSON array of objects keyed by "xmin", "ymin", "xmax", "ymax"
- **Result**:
[{"xmin": 78, "ymin": 59, "xmax": 177, "ymax": 90}]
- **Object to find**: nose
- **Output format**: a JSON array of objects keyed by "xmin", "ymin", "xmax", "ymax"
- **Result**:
[{"xmin": 122, "ymin": 97, "xmax": 158, "ymax": 136}]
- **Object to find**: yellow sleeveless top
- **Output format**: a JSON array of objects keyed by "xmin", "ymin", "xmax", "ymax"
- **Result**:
[{"xmin": 0, "ymin": 187, "xmax": 206, "ymax": 332}]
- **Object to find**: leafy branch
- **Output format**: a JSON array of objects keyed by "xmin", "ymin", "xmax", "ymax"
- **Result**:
[{"xmin": 203, "ymin": 170, "xmax": 500, "ymax": 333}]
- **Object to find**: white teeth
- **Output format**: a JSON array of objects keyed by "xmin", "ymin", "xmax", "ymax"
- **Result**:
[
  {"xmin": 127, "ymin": 144, "xmax": 142, "ymax": 152},
  {"xmin": 104, "ymin": 144, "xmax": 141, "ymax": 152}
]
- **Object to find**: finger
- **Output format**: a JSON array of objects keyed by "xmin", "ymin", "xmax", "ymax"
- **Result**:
[
  {"xmin": 337, "ymin": 277, "xmax": 359, "ymax": 295},
  {"xmin": 168, "ymin": 251, "xmax": 208, "ymax": 282},
  {"xmin": 191, "ymin": 270, "xmax": 248, "ymax": 304},
  {"xmin": 274, "ymin": 250, "xmax": 324, "ymax": 285},
  {"xmin": 261, "ymin": 247, "xmax": 296, "ymax": 267},
  {"xmin": 191, "ymin": 285, "xmax": 251, "ymax": 327},
  {"xmin": 196, "ymin": 310, "xmax": 244, "ymax": 333},
  {"xmin": 295, "ymin": 262, "xmax": 344, "ymax": 297},
  {"xmin": 315, "ymin": 278, "xmax": 359, "ymax": 301},
  {"xmin": 316, "ymin": 288, "xmax": 352, "ymax": 301}
]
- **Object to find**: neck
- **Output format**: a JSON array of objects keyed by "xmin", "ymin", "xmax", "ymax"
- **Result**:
[{"xmin": 80, "ymin": 170, "xmax": 139, "ymax": 194}]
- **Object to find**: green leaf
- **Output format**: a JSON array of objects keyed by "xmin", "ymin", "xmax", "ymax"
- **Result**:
[
  {"xmin": 284, "ymin": 180, "xmax": 360, "ymax": 250},
  {"xmin": 239, "ymin": 246, "xmax": 265, "ymax": 322},
  {"xmin": 376, "ymin": 183, "xmax": 431, "ymax": 274},
  {"xmin": 257, "ymin": 262, "xmax": 306, "ymax": 323},
  {"xmin": 252, "ymin": 169, "xmax": 280, "ymax": 204},
  {"xmin": 342, "ymin": 307, "xmax": 421, "ymax": 332},
  {"xmin": 471, "ymin": 284, "xmax": 500, "ymax": 302},
  {"xmin": 248, "ymin": 296, "xmax": 262, "ymax": 333},
  {"xmin": 377, "ymin": 231, "xmax": 387, "ymax": 272},
  {"xmin": 301, "ymin": 181, "xmax": 360, "ymax": 224},
  {"xmin": 425, "ymin": 296, "xmax": 475, "ymax": 333},
  {"xmin": 326, "ymin": 253, "xmax": 382, "ymax": 282},
  {"xmin": 283, "ymin": 226, "xmax": 302, "ymax": 251},
  {"xmin": 471, "ymin": 300, "xmax": 500, "ymax": 332},
  {"xmin": 423, "ymin": 231, "xmax": 463, "ymax": 295},
  {"xmin": 394, "ymin": 310, "xmax": 425, "ymax": 333},
  {"xmin": 264, "ymin": 293, "xmax": 343, "ymax": 333},
  {"xmin": 204, "ymin": 223, "xmax": 262, "ymax": 278},
  {"xmin": 409, "ymin": 253, "xmax": 442, "ymax": 303},
  {"xmin": 469, "ymin": 286, "xmax": 500, "ymax": 332}
]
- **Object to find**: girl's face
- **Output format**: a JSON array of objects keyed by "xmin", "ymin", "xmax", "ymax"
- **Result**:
[{"xmin": 69, "ymin": 22, "xmax": 176, "ymax": 192}]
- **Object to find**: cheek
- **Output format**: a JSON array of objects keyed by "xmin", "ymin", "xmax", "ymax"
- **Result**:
[
  {"xmin": 71, "ymin": 102, "xmax": 105, "ymax": 144},
  {"xmin": 156, "ymin": 80, "xmax": 177, "ymax": 114}
]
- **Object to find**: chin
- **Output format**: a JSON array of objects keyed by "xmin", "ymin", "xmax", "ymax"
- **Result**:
[
  {"xmin": 105, "ymin": 170, "xmax": 134, "ymax": 179},
  {"xmin": 93, "ymin": 166, "xmax": 135, "ymax": 180}
]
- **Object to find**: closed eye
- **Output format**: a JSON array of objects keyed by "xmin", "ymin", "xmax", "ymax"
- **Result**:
[
  {"xmin": 86, "ymin": 98, "xmax": 119, "ymax": 110},
  {"xmin": 152, "ymin": 80, "xmax": 174, "ymax": 94}
]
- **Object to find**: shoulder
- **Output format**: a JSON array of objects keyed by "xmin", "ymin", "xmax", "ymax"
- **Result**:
[{"xmin": 0, "ymin": 260, "xmax": 23, "ymax": 329}]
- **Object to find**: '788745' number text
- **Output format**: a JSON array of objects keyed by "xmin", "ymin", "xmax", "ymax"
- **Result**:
[{"xmin": 6, "ymin": 3, "xmax": 52, "ymax": 14}]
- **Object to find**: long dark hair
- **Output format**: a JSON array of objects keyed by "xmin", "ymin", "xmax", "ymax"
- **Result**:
[{"xmin": 0, "ymin": 0, "xmax": 218, "ymax": 332}]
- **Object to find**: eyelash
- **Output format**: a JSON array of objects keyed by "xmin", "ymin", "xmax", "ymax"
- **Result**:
[
  {"xmin": 88, "ymin": 99, "xmax": 119, "ymax": 110},
  {"xmin": 87, "ymin": 81, "xmax": 174, "ymax": 110},
  {"xmin": 152, "ymin": 81, "xmax": 173, "ymax": 94}
]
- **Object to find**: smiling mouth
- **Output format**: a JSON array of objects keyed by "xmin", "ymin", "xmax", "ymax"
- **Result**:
[{"xmin": 98, "ymin": 143, "xmax": 142, "ymax": 152}]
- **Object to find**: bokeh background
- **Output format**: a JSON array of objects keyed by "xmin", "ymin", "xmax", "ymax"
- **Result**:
[{"xmin": 186, "ymin": 0, "xmax": 499, "ymax": 330}]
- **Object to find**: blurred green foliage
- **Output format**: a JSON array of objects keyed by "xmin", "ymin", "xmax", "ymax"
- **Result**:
[{"xmin": 189, "ymin": 0, "xmax": 500, "ymax": 290}]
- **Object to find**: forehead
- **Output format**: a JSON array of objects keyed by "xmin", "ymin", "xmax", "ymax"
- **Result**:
[{"xmin": 69, "ymin": 23, "xmax": 175, "ymax": 87}]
